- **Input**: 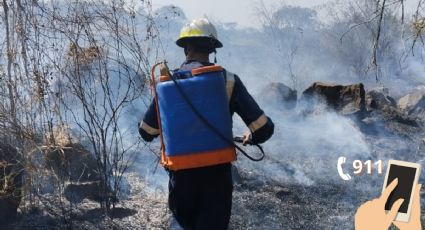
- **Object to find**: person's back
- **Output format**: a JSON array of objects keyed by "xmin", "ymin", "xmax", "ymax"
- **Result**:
[{"xmin": 139, "ymin": 18, "xmax": 274, "ymax": 230}]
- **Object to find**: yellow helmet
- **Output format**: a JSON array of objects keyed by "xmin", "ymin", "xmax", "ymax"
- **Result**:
[{"xmin": 176, "ymin": 18, "xmax": 223, "ymax": 48}]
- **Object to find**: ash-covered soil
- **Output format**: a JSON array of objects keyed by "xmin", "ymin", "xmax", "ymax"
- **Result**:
[
  {"xmin": 5, "ymin": 170, "xmax": 425, "ymax": 229},
  {"xmin": 6, "ymin": 173, "xmax": 366, "ymax": 230},
  {"xmin": 6, "ymin": 108, "xmax": 425, "ymax": 230}
]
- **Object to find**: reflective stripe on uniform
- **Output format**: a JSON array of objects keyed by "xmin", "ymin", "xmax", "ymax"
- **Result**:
[
  {"xmin": 140, "ymin": 121, "xmax": 160, "ymax": 135},
  {"xmin": 248, "ymin": 114, "xmax": 268, "ymax": 133},
  {"xmin": 225, "ymin": 72, "xmax": 235, "ymax": 101}
]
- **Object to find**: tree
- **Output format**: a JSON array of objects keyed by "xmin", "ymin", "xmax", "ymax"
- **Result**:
[
  {"xmin": 258, "ymin": 3, "xmax": 319, "ymax": 90},
  {"xmin": 0, "ymin": 0, "xmax": 160, "ymax": 220}
]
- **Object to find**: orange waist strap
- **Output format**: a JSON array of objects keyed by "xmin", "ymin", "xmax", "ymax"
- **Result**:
[{"xmin": 161, "ymin": 147, "xmax": 236, "ymax": 171}]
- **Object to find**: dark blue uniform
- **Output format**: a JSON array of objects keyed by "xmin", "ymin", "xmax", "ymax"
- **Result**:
[{"xmin": 139, "ymin": 61, "xmax": 274, "ymax": 230}]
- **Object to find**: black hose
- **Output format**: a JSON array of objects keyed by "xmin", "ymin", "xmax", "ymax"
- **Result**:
[{"xmin": 166, "ymin": 69, "xmax": 264, "ymax": 162}]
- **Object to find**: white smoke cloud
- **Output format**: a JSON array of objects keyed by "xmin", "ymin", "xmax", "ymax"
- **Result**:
[{"xmin": 136, "ymin": 2, "xmax": 425, "ymax": 190}]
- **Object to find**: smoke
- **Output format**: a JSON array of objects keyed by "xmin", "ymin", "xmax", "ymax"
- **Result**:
[
  {"xmin": 111, "ymin": 2, "xmax": 425, "ymax": 202},
  {"xmin": 3, "ymin": 1, "xmax": 421, "ymax": 228},
  {"xmin": 129, "ymin": 2, "xmax": 424, "ymax": 188},
  {"xmin": 146, "ymin": 4, "xmax": 364, "ymax": 187},
  {"xmin": 1, "ymin": 1, "xmax": 421, "ymax": 193},
  {"xmin": 231, "ymin": 98, "xmax": 370, "ymax": 186}
]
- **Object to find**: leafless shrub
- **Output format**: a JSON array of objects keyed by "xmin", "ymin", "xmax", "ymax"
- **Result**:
[{"xmin": 0, "ymin": 0, "xmax": 160, "ymax": 224}]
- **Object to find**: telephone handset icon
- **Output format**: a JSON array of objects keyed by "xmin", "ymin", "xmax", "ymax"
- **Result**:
[{"xmin": 337, "ymin": 156, "xmax": 352, "ymax": 181}]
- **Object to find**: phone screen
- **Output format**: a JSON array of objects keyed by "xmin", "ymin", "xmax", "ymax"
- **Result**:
[{"xmin": 385, "ymin": 164, "xmax": 417, "ymax": 213}]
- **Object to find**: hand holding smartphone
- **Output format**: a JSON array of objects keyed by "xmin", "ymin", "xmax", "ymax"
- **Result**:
[
  {"xmin": 355, "ymin": 160, "xmax": 421, "ymax": 230},
  {"xmin": 382, "ymin": 160, "xmax": 421, "ymax": 222}
]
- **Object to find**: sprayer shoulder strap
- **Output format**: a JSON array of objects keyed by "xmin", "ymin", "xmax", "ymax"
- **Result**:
[{"xmin": 223, "ymin": 69, "xmax": 236, "ymax": 101}]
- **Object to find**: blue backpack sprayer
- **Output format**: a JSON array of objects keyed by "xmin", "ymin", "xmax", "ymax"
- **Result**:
[{"xmin": 150, "ymin": 61, "xmax": 264, "ymax": 171}]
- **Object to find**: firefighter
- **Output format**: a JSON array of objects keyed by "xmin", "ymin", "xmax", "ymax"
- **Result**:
[{"xmin": 139, "ymin": 18, "xmax": 274, "ymax": 230}]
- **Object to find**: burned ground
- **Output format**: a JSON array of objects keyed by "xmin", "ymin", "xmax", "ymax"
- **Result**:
[{"xmin": 5, "ymin": 83, "xmax": 425, "ymax": 229}]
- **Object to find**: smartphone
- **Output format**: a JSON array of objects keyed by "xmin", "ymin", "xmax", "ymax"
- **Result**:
[{"xmin": 382, "ymin": 160, "xmax": 421, "ymax": 222}]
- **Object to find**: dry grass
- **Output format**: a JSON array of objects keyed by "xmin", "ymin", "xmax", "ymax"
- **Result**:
[
  {"xmin": 67, "ymin": 42, "xmax": 103, "ymax": 66},
  {"xmin": 413, "ymin": 18, "xmax": 425, "ymax": 36},
  {"xmin": 44, "ymin": 124, "xmax": 74, "ymax": 147}
]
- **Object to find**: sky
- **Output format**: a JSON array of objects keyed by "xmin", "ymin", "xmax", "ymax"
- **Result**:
[{"xmin": 151, "ymin": 0, "xmax": 421, "ymax": 28}]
